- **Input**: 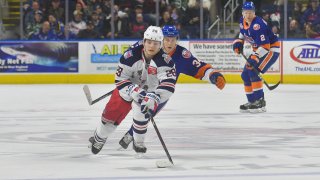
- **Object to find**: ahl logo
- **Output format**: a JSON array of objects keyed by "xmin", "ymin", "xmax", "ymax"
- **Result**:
[{"xmin": 290, "ymin": 44, "xmax": 320, "ymax": 64}]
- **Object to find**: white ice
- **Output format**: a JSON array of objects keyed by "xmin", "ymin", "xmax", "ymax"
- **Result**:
[{"xmin": 0, "ymin": 84, "xmax": 320, "ymax": 180}]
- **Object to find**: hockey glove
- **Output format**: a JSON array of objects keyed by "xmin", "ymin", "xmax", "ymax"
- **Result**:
[
  {"xmin": 232, "ymin": 39, "xmax": 244, "ymax": 54},
  {"xmin": 141, "ymin": 92, "xmax": 160, "ymax": 116},
  {"xmin": 128, "ymin": 84, "xmax": 146, "ymax": 103},
  {"xmin": 246, "ymin": 53, "xmax": 259, "ymax": 70},
  {"xmin": 209, "ymin": 71, "xmax": 226, "ymax": 90}
]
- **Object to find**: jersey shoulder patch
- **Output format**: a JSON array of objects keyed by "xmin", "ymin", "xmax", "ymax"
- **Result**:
[
  {"xmin": 253, "ymin": 23, "xmax": 260, "ymax": 31},
  {"xmin": 120, "ymin": 46, "xmax": 143, "ymax": 67},
  {"xmin": 182, "ymin": 49, "xmax": 192, "ymax": 59},
  {"xmin": 123, "ymin": 50, "xmax": 133, "ymax": 59}
]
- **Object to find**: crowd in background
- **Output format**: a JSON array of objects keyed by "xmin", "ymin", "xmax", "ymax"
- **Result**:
[
  {"xmin": 254, "ymin": 0, "xmax": 320, "ymax": 39},
  {"xmin": 16, "ymin": 0, "xmax": 320, "ymax": 40}
]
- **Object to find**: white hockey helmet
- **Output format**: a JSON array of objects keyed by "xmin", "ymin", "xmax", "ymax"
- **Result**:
[{"xmin": 143, "ymin": 26, "xmax": 164, "ymax": 42}]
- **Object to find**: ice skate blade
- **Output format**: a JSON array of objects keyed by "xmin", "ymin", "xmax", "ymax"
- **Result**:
[
  {"xmin": 135, "ymin": 153, "xmax": 145, "ymax": 159},
  {"xmin": 156, "ymin": 160, "xmax": 173, "ymax": 168},
  {"xmin": 249, "ymin": 107, "xmax": 266, "ymax": 113},
  {"xmin": 240, "ymin": 109, "xmax": 250, "ymax": 113}
]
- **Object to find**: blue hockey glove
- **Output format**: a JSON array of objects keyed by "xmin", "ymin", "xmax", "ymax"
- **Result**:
[
  {"xmin": 232, "ymin": 39, "xmax": 244, "ymax": 54},
  {"xmin": 246, "ymin": 53, "xmax": 259, "ymax": 70},
  {"xmin": 141, "ymin": 92, "xmax": 160, "ymax": 116},
  {"xmin": 128, "ymin": 84, "xmax": 146, "ymax": 103},
  {"xmin": 209, "ymin": 71, "xmax": 226, "ymax": 90}
]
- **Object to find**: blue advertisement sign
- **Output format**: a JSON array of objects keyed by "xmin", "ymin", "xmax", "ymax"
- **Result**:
[{"xmin": 0, "ymin": 42, "xmax": 78, "ymax": 73}]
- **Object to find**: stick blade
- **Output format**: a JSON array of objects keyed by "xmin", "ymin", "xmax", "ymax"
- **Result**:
[
  {"xmin": 156, "ymin": 160, "xmax": 174, "ymax": 168},
  {"xmin": 83, "ymin": 85, "xmax": 93, "ymax": 105},
  {"xmin": 268, "ymin": 81, "xmax": 281, "ymax": 91}
]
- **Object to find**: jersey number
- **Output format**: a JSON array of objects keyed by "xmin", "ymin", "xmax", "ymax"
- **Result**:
[
  {"xmin": 116, "ymin": 66, "xmax": 123, "ymax": 77},
  {"xmin": 192, "ymin": 59, "xmax": 201, "ymax": 67},
  {"xmin": 260, "ymin": 35, "xmax": 265, "ymax": 41},
  {"xmin": 166, "ymin": 69, "xmax": 176, "ymax": 77}
]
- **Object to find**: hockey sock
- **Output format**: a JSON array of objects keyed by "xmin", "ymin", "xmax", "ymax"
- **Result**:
[{"xmin": 96, "ymin": 119, "xmax": 117, "ymax": 139}]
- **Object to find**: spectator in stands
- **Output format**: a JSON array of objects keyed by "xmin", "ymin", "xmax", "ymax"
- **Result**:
[
  {"xmin": 25, "ymin": 10, "xmax": 43, "ymax": 38},
  {"xmin": 170, "ymin": 0, "xmax": 189, "ymax": 12},
  {"xmin": 141, "ymin": 0, "xmax": 167, "ymax": 25},
  {"xmin": 301, "ymin": 0, "xmax": 320, "ymax": 24},
  {"xmin": 291, "ymin": 2, "xmax": 303, "ymax": 21},
  {"xmin": 24, "ymin": 1, "xmax": 41, "ymax": 32},
  {"xmin": 181, "ymin": 0, "xmax": 209, "ymax": 39},
  {"xmin": 90, "ymin": 12, "xmax": 104, "ymax": 37},
  {"xmin": 115, "ymin": 0, "xmax": 132, "ymax": 10},
  {"xmin": 85, "ymin": 0, "xmax": 101, "ymax": 15},
  {"xmin": 131, "ymin": 13, "xmax": 148, "ymax": 38},
  {"xmin": 117, "ymin": 8, "xmax": 132, "ymax": 38},
  {"xmin": 130, "ymin": 5, "xmax": 150, "ymax": 25},
  {"xmin": 171, "ymin": 5, "xmax": 181, "ymax": 25},
  {"xmin": 77, "ymin": 21, "xmax": 100, "ymax": 39},
  {"xmin": 29, "ymin": 21, "xmax": 57, "ymax": 40},
  {"xmin": 300, "ymin": 0, "xmax": 320, "ymax": 32},
  {"xmin": 48, "ymin": 14, "xmax": 65, "ymax": 39},
  {"xmin": 270, "ymin": 6, "xmax": 281, "ymax": 27},
  {"xmin": 306, "ymin": 22, "xmax": 320, "ymax": 38},
  {"xmin": 101, "ymin": 0, "xmax": 112, "ymax": 19},
  {"xmin": 261, "ymin": 10, "xmax": 272, "ymax": 28},
  {"xmin": 288, "ymin": 19, "xmax": 304, "ymax": 38},
  {"xmin": 103, "ymin": 9, "xmax": 118, "ymax": 38},
  {"xmin": 77, "ymin": 0, "xmax": 87, "ymax": 9},
  {"xmin": 95, "ymin": 5, "xmax": 107, "ymax": 21},
  {"xmin": 75, "ymin": 2, "xmax": 89, "ymax": 21},
  {"xmin": 159, "ymin": 10, "xmax": 175, "ymax": 27},
  {"xmin": 68, "ymin": 10, "xmax": 87, "ymax": 37},
  {"xmin": 47, "ymin": 0, "xmax": 65, "ymax": 22}
]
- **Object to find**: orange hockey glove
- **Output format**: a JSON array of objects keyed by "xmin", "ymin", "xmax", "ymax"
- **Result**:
[{"xmin": 209, "ymin": 71, "xmax": 226, "ymax": 90}]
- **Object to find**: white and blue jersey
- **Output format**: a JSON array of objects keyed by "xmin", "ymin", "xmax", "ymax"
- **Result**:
[{"xmin": 115, "ymin": 41, "xmax": 176, "ymax": 104}]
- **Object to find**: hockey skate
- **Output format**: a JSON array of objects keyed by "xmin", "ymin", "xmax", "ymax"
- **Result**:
[
  {"xmin": 240, "ymin": 102, "xmax": 252, "ymax": 113},
  {"xmin": 133, "ymin": 140, "xmax": 147, "ymax": 153},
  {"xmin": 88, "ymin": 135, "xmax": 107, "ymax": 155},
  {"xmin": 248, "ymin": 98, "xmax": 266, "ymax": 113},
  {"xmin": 119, "ymin": 132, "xmax": 133, "ymax": 149}
]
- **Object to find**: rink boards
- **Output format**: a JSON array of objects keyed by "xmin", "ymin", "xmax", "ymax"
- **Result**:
[{"xmin": 0, "ymin": 40, "xmax": 319, "ymax": 84}]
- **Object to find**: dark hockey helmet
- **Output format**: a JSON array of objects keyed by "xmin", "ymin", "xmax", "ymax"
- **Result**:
[{"xmin": 242, "ymin": 1, "xmax": 255, "ymax": 11}]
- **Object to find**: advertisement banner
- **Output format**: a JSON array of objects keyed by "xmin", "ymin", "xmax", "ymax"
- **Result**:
[
  {"xmin": 79, "ymin": 41, "xmax": 135, "ymax": 74},
  {"xmin": 187, "ymin": 40, "xmax": 281, "ymax": 73},
  {"xmin": 0, "ymin": 42, "xmax": 78, "ymax": 73},
  {"xmin": 283, "ymin": 41, "xmax": 320, "ymax": 74}
]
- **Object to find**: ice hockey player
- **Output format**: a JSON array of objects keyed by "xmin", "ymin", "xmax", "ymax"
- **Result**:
[
  {"xmin": 232, "ymin": 1, "xmax": 280, "ymax": 113},
  {"xmin": 88, "ymin": 26, "xmax": 176, "ymax": 154},
  {"xmin": 119, "ymin": 25, "xmax": 226, "ymax": 150}
]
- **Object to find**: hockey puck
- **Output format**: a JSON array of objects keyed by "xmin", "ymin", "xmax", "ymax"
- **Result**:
[{"xmin": 155, "ymin": 160, "xmax": 173, "ymax": 168}]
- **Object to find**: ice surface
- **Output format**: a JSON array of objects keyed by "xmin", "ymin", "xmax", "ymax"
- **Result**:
[{"xmin": 0, "ymin": 84, "xmax": 320, "ymax": 180}]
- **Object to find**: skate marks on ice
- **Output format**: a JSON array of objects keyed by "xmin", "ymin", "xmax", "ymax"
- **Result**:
[
  {"xmin": 1, "ymin": 112, "xmax": 320, "ymax": 172},
  {"xmin": 1, "ymin": 84, "xmax": 320, "ymax": 179}
]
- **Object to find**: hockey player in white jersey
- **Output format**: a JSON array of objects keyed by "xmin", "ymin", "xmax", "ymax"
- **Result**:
[{"xmin": 89, "ymin": 26, "xmax": 176, "ymax": 154}]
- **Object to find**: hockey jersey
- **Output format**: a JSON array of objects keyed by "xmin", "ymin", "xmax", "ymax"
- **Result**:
[
  {"xmin": 115, "ymin": 41, "xmax": 176, "ymax": 104},
  {"xmin": 238, "ymin": 16, "xmax": 280, "ymax": 52},
  {"xmin": 168, "ymin": 45, "xmax": 214, "ymax": 81}
]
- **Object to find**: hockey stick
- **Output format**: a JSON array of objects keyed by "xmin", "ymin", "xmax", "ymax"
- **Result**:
[
  {"xmin": 241, "ymin": 53, "xmax": 280, "ymax": 91},
  {"xmin": 83, "ymin": 85, "xmax": 114, "ymax": 105},
  {"xmin": 150, "ymin": 116, "xmax": 174, "ymax": 168}
]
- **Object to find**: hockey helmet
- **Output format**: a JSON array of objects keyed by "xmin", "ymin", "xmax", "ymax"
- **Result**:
[
  {"xmin": 242, "ymin": 1, "xmax": 255, "ymax": 11},
  {"xmin": 144, "ymin": 26, "xmax": 164, "ymax": 42},
  {"xmin": 162, "ymin": 25, "xmax": 179, "ymax": 37}
]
